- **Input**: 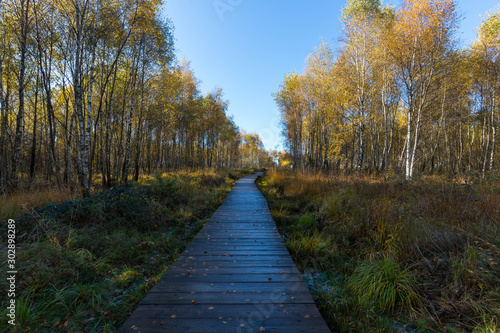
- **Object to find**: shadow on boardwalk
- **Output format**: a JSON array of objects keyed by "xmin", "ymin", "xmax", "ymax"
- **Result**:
[{"xmin": 118, "ymin": 173, "xmax": 331, "ymax": 333}]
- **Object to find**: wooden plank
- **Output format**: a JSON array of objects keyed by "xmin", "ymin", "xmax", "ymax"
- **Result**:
[
  {"xmin": 188, "ymin": 239, "xmax": 284, "ymax": 244},
  {"xmin": 184, "ymin": 243, "xmax": 286, "ymax": 248},
  {"xmin": 149, "ymin": 282, "xmax": 310, "ymax": 293},
  {"xmin": 155, "ymin": 274, "xmax": 305, "ymax": 283},
  {"xmin": 177, "ymin": 255, "xmax": 294, "ymax": 262},
  {"xmin": 140, "ymin": 291, "xmax": 316, "ymax": 305},
  {"xmin": 118, "ymin": 173, "xmax": 331, "ymax": 333},
  {"xmin": 164, "ymin": 266, "xmax": 300, "ymax": 275},
  {"xmin": 125, "ymin": 303, "xmax": 322, "ymax": 319},
  {"xmin": 175, "ymin": 258, "xmax": 296, "ymax": 265},
  {"xmin": 182, "ymin": 251, "xmax": 291, "ymax": 256},
  {"xmin": 119, "ymin": 317, "xmax": 329, "ymax": 333}
]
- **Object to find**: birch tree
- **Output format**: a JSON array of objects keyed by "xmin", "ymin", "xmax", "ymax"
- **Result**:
[{"xmin": 388, "ymin": 0, "xmax": 458, "ymax": 179}]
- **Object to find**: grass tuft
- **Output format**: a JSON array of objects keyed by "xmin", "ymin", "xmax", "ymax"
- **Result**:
[{"xmin": 348, "ymin": 255, "xmax": 422, "ymax": 315}]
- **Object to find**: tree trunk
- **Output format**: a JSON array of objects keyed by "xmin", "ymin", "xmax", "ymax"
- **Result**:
[
  {"xmin": 29, "ymin": 73, "xmax": 39, "ymax": 183},
  {"xmin": 121, "ymin": 57, "xmax": 138, "ymax": 185},
  {"xmin": 0, "ymin": 68, "xmax": 10, "ymax": 194},
  {"xmin": 12, "ymin": 0, "xmax": 30, "ymax": 190}
]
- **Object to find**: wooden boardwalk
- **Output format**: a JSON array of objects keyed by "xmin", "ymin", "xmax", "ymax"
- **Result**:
[{"xmin": 118, "ymin": 173, "xmax": 330, "ymax": 333}]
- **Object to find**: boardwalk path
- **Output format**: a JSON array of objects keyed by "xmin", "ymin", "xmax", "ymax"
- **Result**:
[{"xmin": 119, "ymin": 173, "xmax": 330, "ymax": 333}]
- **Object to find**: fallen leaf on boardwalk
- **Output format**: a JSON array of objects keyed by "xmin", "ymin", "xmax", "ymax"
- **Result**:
[
  {"xmin": 191, "ymin": 292, "xmax": 196, "ymax": 294},
  {"xmin": 291, "ymin": 297, "xmax": 295, "ymax": 300},
  {"xmin": 245, "ymin": 299, "xmax": 250, "ymax": 302},
  {"xmin": 240, "ymin": 324, "xmax": 245, "ymax": 327},
  {"xmin": 228, "ymin": 317, "xmax": 233, "ymax": 320},
  {"xmin": 160, "ymin": 321, "xmax": 166, "ymax": 325},
  {"xmin": 265, "ymin": 316, "xmax": 270, "ymax": 319},
  {"xmin": 170, "ymin": 315, "xmax": 177, "ymax": 319},
  {"xmin": 191, "ymin": 300, "xmax": 195, "ymax": 304},
  {"xmin": 153, "ymin": 320, "xmax": 157, "ymax": 324},
  {"xmin": 219, "ymin": 317, "xmax": 223, "ymax": 320},
  {"xmin": 304, "ymin": 315, "xmax": 310, "ymax": 319},
  {"xmin": 279, "ymin": 304, "xmax": 284, "ymax": 308},
  {"xmin": 223, "ymin": 321, "xmax": 227, "ymax": 324},
  {"xmin": 208, "ymin": 307, "xmax": 214, "ymax": 310},
  {"xmin": 268, "ymin": 277, "xmax": 272, "ymax": 280},
  {"xmin": 211, "ymin": 283, "xmax": 214, "ymax": 287},
  {"xmin": 258, "ymin": 327, "xmax": 266, "ymax": 332}
]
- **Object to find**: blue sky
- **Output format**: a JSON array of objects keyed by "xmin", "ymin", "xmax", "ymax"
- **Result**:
[{"xmin": 162, "ymin": 0, "xmax": 499, "ymax": 151}]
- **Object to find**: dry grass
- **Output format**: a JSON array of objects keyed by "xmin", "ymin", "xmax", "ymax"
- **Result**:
[
  {"xmin": 0, "ymin": 168, "xmax": 241, "ymax": 224},
  {"xmin": 258, "ymin": 169, "xmax": 500, "ymax": 332},
  {"xmin": 0, "ymin": 187, "xmax": 77, "ymax": 222},
  {"xmin": 0, "ymin": 169, "xmax": 256, "ymax": 332}
]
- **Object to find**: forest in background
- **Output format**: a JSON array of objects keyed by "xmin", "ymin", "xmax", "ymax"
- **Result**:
[
  {"xmin": 0, "ymin": 0, "xmax": 273, "ymax": 197},
  {"xmin": 275, "ymin": 0, "xmax": 500, "ymax": 181}
]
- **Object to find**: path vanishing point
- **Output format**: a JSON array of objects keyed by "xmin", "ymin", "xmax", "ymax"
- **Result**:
[{"xmin": 118, "ymin": 172, "xmax": 331, "ymax": 333}]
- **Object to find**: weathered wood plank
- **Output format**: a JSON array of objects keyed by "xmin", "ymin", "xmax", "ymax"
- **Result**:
[
  {"xmin": 163, "ymin": 266, "xmax": 300, "ymax": 275},
  {"xmin": 140, "ymin": 291, "xmax": 316, "ymax": 305},
  {"xmin": 122, "ymin": 317, "xmax": 329, "ymax": 333},
  {"xmin": 155, "ymin": 274, "xmax": 305, "ymax": 283},
  {"xmin": 174, "ymin": 258, "xmax": 296, "ymax": 265},
  {"xmin": 126, "ymin": 303, "xmax": 321, "ymax": 319},
  {"xmin": 149, "ymin": 282, "xmax": 310, "ymax": 293},
  {"xmin": 118, "ymin": 173, "xmax": 330, "ymax": 333}
]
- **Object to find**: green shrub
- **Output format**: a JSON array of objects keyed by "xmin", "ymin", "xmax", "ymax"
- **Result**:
[
  {"xmin": 286, "ymin": 230, "xmax": 336, "ymax": 268},
  {"xmin": 451, "ymin": 244, "xmax": 482, "ymax": 291},
  {"xmin": 298, "ymin": 213, "xmax": 316, "ymax": 228},
  {"xmin": 348, "ymin": 256, "xmax": 421, "ymax": 315}
]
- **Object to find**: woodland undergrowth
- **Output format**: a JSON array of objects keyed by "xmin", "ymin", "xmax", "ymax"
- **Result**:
[
  {"xmin": 257, "ymin": 169, "xmax": 500, "ymax": 333},
  {"xmin": 0, "ymin": 169, "xmax": 256, "ymax": 332}
]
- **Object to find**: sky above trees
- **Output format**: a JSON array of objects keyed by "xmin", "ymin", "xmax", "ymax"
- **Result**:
[{"xmin": 163, "ymin": 0, "xmax": 499, "ymax": 151}]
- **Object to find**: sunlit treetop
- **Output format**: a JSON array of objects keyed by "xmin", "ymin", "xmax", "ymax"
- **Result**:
[
  {"xmin": 477, "ymin": 9, "xmax": 500, "ymax": 46},
  {"xmin": 341, "ymin": 0, "xmax": 382, "ymax": 19},
  {"xmin": 391, "ymin": 0, "xmax": 458, "ymax": 52}
]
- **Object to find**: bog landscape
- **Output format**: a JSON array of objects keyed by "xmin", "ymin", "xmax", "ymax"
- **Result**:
[{"xmin": 0, "ymin": 0, "xmax": 500, "ymax": 332}]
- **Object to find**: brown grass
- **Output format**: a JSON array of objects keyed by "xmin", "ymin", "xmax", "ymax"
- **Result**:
[
  {"xmin": 0, "ymin": 187, "xmax": 77, "ymax": 222},
  {"xmin": 259, "ymin": 169, "xmax": 500, "ymax": 331}
]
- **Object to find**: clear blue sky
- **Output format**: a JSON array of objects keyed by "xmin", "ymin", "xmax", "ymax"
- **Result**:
[{"xmin": 162, "ymin": 0, "xmax": 499, "ymax": 151}]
